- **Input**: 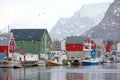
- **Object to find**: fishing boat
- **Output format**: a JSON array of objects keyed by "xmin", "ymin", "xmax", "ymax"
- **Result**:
[
  {"xmin": 82, "ymin": 49, "xmax": 101, "ymax": 66},
  {"xmin": 46, "ymin": 60, "xmax": 62, "ymax": 66},
  {"xmin": 22, "ymin": 61, "xmax": 38, "ymax": 67},
  {"xmin": 71, "ymin": 60, "xmax": 80, "ymax": 66},
  {"xmin": 0, "ymin": 60, "xmax": 22, "ymax": 68},
  {"xmin": 100, "ymin": 58, "xmax": 113, "ymax": 64},
  {"xmin": 71, "ymin": 58, "xmax": 82, "ymax": 66},
  {"xmin": 46, "ymin": 57, "xmax": 63, "ymax": 66},
  {"xmin": 37, "ymin": 60, "xmax": 46, "ymax": 67},
  {"xmin": 82, "ymin": 58, "xmax": 99, "ymax": 66}
]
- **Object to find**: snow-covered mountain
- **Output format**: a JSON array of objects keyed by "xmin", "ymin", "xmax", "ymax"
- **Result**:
[
  {"xmin": 83, "ymin": 0, "xmax": 120, "ymax": 41},
  {"xmin": 50, "ymin": 2, "xmax": 112, "ymax": 40}
]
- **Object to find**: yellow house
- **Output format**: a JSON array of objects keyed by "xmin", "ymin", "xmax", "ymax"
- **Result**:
[{"xmin": 92, "ymin": 39, "xmax": 106, "ymax": 52}]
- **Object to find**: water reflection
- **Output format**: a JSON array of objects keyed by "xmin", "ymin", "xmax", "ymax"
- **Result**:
[{"xmin": 0, "ymin": 63, "xmax": 120, "ymax": 80}]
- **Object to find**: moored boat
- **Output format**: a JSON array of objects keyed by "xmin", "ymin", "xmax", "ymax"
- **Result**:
[
  {"xmin": 71, "ymin": 59, "xmax": 82, "ymax": 66},
  {"xmin": 0, "ymin": 60, "xmax": 22, "ymax": 68},
  {"xmin": 22, "ymin": 61, "xmax": 38, "ymax": 67},
  {"xmin": 46, "ymin": 60, "xmax": 62, "ymax": 66},
  {"xmin": 46, "ymin": 57, "xmax": 63, "ymax": 66},
  {"xmin": 82, "ymin": 58, "xmax": 99, "ymax": 66},
  {"xmin": 37, "ymin": 60, "xmax": 46, "ymax": 67}
]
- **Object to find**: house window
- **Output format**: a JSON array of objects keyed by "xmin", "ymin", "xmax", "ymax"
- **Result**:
[
  {"xmin": 32, "ymin": 40, "xmax": 36, "ymax": 44},
  {"xmin": 19, "ymin": 41, "xmax": 24, "ymax": 44},
  {"xmin": 32, "ymin": 48, "xmax": 36, "ymax": 51}
]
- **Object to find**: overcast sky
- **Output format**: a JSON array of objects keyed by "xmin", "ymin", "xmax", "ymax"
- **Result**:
[{"xmin": 0, "ymin": 0, "xmax": 113, "ymax": 32}]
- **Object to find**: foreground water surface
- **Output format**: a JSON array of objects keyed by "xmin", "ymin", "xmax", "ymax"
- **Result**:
[{"xmin": 0, "ymin": 63, "xmax": 120, "ymax": 80}]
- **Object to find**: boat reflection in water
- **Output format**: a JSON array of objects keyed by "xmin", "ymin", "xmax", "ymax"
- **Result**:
[{"xmin": 0, "ymin": 63, "xmax": 120, "ymax": 80}]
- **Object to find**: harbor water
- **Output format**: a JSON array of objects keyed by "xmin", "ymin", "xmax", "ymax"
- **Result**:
[{"xmin": 0, "ymin": 63, "xmax": 120, "ymax": 80}]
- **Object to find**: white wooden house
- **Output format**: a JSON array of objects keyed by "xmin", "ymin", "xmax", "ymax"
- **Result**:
[
  {"xmin": 117, "ymin": 43, "xmax": 120, "ymax": 52},
  {"xmin": 12, "ymin": 53, "xmax": 39, "ymax": 61}
]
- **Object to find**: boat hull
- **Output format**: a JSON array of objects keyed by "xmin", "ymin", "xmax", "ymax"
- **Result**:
[
  {"xmin": 37, "ymin": 60, "xmax": 46, "ymax": 67},
  {"xmin": 71, "ymin": 60, "xmax": 82, "ymax": 66},
  {"xmin": 71, "ymin": 62, "xmax": 80, "ymax": 66},
  {"xmin": 46, "ymin": 61, "xmax": 62, "ymax": 66},
  {"xmin": 82, "ymin": 61, "xmax": 99, "ymax": 66},
  {"xmin": 82, "ymin": 60, "xmax": 99, "ymax": 66},
  {"xmin": 22, "ymin": 61, "xmax": 38, "ymax": 67},
  {"xmin": 0, "ymin": 61, "xmax": 22, "ymax": 68}
]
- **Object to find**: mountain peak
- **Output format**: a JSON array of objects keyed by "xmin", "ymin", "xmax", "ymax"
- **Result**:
[
  {"xmin": 50, "ymin": 2, "xmax": 111, "ymax": 40},
  {"xmin": 83, "ymin": 0, "xmax": 120, "ymax": 41}
]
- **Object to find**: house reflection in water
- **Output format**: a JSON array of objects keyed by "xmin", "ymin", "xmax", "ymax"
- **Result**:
[
  {"xmin": 0, "ymin": 66, "xmax": 120, "ymax": 80},
  {"xmin": 66, "ymin": 73, "xmax": 83, "ymax": 80},
  {"xmin": 0, "ymin": 68, "xmax": 15, "ymax": 80}
]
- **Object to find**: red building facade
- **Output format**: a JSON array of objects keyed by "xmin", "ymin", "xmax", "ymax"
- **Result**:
[
  {"xmin": 66, "ymin": 36, "xmax": 85, "ymax": 52},
  {"xmin": 106, "ymin": 43, "xmax": 112, "ymax": 52},
  {"xmin": 66, "ymin": 44, "xmax": 83, "ymax": 51},
  {"xmin": 0, "ymin": 33, "xmax": 16, "ymax": 56}
]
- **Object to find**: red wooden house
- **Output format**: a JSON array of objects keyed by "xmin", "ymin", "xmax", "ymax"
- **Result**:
[
  {"xmin": 0, "ymin": 33, "xmax": 16, "ymax": 58},
  {"xmin": 91, "ymin": 39, "xmax": 112, "ymax": 53},
  {"xmin": 66, "ymin": 36, "xmax": 89, "ymax": 58},
  {"xmin": 66, "ymin": 36, "xmax": 84, "ymax": 51},
  {"xmin": 83, "ymin": 38, "xmax": 95, "ymax": 52},
  {"xmin": 105, "ymin": 40, "xmax": 112, "ymax": 52}
]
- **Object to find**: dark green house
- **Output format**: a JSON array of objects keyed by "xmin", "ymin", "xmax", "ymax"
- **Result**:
[{"xmin": 10, "ymin": 29, "xmax": 51, "ymax": 55}]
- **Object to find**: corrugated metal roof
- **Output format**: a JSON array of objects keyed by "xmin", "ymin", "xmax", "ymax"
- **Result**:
[
  {"xmin": 66, "ymin": 36, "xmax": 88, "ymax": 44},
  {"xmin": 0, "ymin": 33, "xmax": 11, "ymax": 46},
  {"xmin": 10, "ymin": 29, "xmax": 47, "ymax": 40}
]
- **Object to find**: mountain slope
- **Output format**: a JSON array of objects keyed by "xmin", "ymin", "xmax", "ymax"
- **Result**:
[
  {"xmin": 50, "ymin": 2, "xmax": 112, "ymax": 40},
  {"xmin": 83, "ymin": 0, "xmax": 120, "ymax": 41}
]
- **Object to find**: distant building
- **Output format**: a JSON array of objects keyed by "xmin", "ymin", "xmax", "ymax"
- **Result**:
[
  {"xmin": 92, "ymin": 39, "xmax": 106, "ymax": 52},
  {"xmin": 105, "ymin": 40, "xmax": 112, "ymax": 52},
  {"xmin": 51, "ymin": 40, "xmax": 61, "ymax": 51},
  {"xmin": 0, "ymin": 33, "xmax": 16, "ymax": 59},
  {"xmin": 65, "ymin": 36, "xmax": 110, "ymax": 58},
  {"xmin": 13, "ymin": 53, "xmax": 39, "ymax": 61},
  {"xmin": 10, "ymin": 29, "xmax": 51, "ymax": 56},
  {"xmin": 51, "ymin": 39, "xmax": 66, "ymax": 51},
  {"xmin": 83, "ymin": 38, "xmax": 93, "ymax": 51},
  {"xmin": 65, "ymin": 36, "xmax": 90, "ymax": 58},
  {"xmin": 60, "ymin": 39, "xmax": 66, "ymax": 51}
]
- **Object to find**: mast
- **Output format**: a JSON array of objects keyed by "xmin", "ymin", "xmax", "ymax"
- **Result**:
[{"xmin": 8, "ymin": 25, "xmax": 10, "ymax": 33}]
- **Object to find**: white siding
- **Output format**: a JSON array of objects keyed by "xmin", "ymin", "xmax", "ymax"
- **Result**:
[{"xmin": 117, "ymin": 43, "xmax": 120, "ymax": 52}]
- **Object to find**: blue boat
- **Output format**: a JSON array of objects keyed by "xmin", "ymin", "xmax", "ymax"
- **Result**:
[
  {"xmin": 82, "ymin": 59, "xmax": 99, "ymax": 66},
  {"xmin": 82, "ymin": 49, "xmax": 100, "ymax": 66}
]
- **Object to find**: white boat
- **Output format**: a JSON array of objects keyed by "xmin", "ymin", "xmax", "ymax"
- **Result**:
[
  {"xmin": 46, "ymin": 60, "xmax": 62, "ymax": 66},
  {"xmin": 37, "ymin": 60, "xmax": 46, "ymax": 67},
  {"xmin": 82, "ymin": 58, "xmax": 99, "ymax": 66},
  {"xmin": 22, "ymin": 61, "xmax": 38, "ymax": 67},
  {"xmin": 0, "ymin": 60, "xmax": 22, "ymax": 68},
  {"xmin": 100, "ymin": 59, "xmax": 113, "ymax": 64},
  {"xmin": 46, "ymin": 57, "xmax": 63, "ymax": 66}
]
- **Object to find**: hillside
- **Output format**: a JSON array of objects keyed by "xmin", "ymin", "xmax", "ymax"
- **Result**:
[
  {"xmin": 50, "ymin": 2, "xmax": 111, "ymax": 40},
  {"xmin": 83, "ymin": 0, "xmax": 120, "ymax": 41}
]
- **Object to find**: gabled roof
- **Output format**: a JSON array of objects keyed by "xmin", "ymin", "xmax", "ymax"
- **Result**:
[
  {"xmin": 66, "ymin": 36, "xmax": 89, "ymax": 44},
  {"xmin": 0, "ymin": 33, "xmax": 11, "ymax": 46},
  {"xmin": 10, "ymin": 29, "xmax": 47, "ymax": 40},
  {"xmin": 92, "ymin": 39, "xmax": 104, "ymax": 46}
]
